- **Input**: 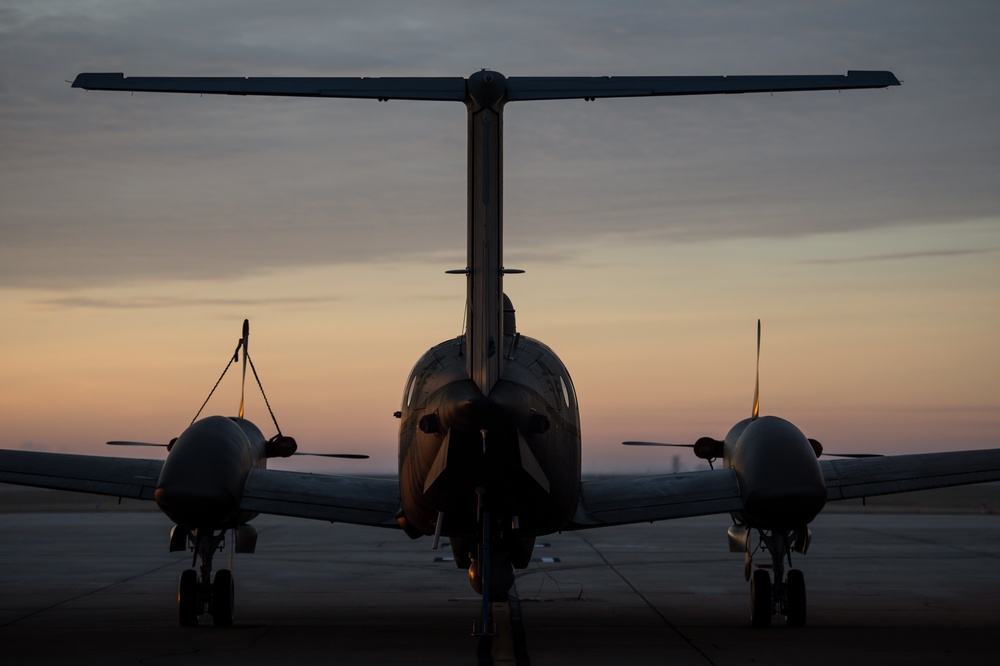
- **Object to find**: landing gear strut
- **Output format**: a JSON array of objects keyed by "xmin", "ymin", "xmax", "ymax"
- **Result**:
[
  {"xmin": 467, "ymin": 489, "xmax": 516, "ymax": 636},
  {"xmin": 176, "ymin": 528, "xmax": 236, "ymax": 627},
  {"xmin": 745, "ymin": 527, "xmax": 809, "ymax": 627}
]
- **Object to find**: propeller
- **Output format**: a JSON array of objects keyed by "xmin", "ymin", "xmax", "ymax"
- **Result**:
[
  {"xmin": 107, "ymin": 441, "xmax": 167, "ymax": 448},
  {"xmin": 752, "ymin": 319, "xmax": 760, "ymax": 420},
  {"xmin": 111, "ymin": 320, "xmax": 370, "ymax": 459},
  {"xmin": 623, "ymin": 437, "xmax": 724, "ymax": 468},
  {"xmin": 625, "ymin": 321, "xmax": 882, "ymax": 464},
  {"xmin": 238, "ymin": 319, "xmax": 249, "ymax": 420},
  {"xmin": 622, "ymin": 441, "xmax": 694, "ymax": 448},
  {"xmin": 107, "ymin": 440, "xmax": 368, "ymax": 459}
]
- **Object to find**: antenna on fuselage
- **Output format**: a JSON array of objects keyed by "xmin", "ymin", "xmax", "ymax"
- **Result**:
[{"xmin": 752, "ymin": 319, "xmax": 761, "ymax": 420}]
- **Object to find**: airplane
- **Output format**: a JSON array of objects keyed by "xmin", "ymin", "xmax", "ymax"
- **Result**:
[
  {"xmin": 626, "ymin": 319, "xmax": 884, "ymax": 626},
  {"xmin": 3, "ymin": 68, "xmax": 1000, "ymax": 632}
]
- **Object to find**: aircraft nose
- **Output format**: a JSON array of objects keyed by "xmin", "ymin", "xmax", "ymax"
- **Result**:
[
  {"xmin": 153, "ymin": 415, "xmax": 254, "ymax": 528},
  {"xmin": 154, "ymin": 484, "xmax": 237, "ymax": 527},
  {"xmin": 731, "ymin": 416, "xmax": 828, "ymax": 529},
  {"xmin": 742, "ymin": 484, "xmax": 828, "ymax": 530}
]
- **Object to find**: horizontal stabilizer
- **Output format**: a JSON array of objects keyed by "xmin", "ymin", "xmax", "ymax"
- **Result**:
[
  {"xmin": 506, "ymin": 71, "xmax": 900, "ymax": 102},
  {"xmin": 73, "ymin": 71, "xmax": 900, "ymax": 104},
  {"xmin": 72, "ymin": 73, "xmax": 468, "ymax": 101}
]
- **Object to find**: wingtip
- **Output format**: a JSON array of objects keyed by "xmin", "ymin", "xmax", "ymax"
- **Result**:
[
  {"xmin": 846, "ymin": 70, "xmax": 901, "ymax": 87},
  {"xmin": 71, "ymin": 72, "xmax": 125, "ymax": 90}
]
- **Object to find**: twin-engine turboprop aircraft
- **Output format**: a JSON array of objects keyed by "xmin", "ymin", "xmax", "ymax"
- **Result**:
[
  {"xmin": 626, "ymin": 320, "xmax": 885, "ymax": 626},
  {"xmin": 3, "ymin": 68, "xmax": 1000, "ymax": 631},
  {"xmin": 1, "ymin": 319, "xmax": 384, "ymax": 627}
]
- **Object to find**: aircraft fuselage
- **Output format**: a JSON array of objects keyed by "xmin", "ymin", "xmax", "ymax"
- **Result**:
[
  {"xmin": 724, "ymin": 415, "xmax": 827, "ymax": 530},
  {"xmin": 155, "ymin": 416, "xmax": 267, "ymax": 530},
  {"xmin": 398, "ymin": 329, "xmax": 581, "ymax": 541}
]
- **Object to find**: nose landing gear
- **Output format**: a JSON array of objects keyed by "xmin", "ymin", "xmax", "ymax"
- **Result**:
[
  {"xmin": 745, "ymin": 527, "xmax": 809, "ymax": 627},
  {"xmin": 176, "ymin": 528, "xmax": 236, "ymax": 627}
]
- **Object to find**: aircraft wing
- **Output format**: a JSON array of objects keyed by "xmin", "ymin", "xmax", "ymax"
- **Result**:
[
  {"xmin": 569, "ymin": 447, "xmax": 1000, "ymax": 529},
  {"xmin": 72, "ymin": 73, "xmax": 468, "ymax": 101},
  {"xmin": 0, "ymin": 449, "xmax": 162, "ymax": 500},
  {"xmin": 240, "ymin": 468, "xmax": 400, "ymax": 527},
  {"xmin": 506, "ymin": 71, "xmax": 900, "ymax": 101},
  {"xmin": 821, "ymin": 448, "xmax": 1000, "ymax": 501},
  {"xmin": 0, "ymin": 449, "xmax": 400, "ymax": 527},
  {"xmin": 569, "ymin": 468, "xmax": 744, "ymax": 528}
]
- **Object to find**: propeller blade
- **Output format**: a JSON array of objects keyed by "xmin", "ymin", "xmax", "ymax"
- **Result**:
[
  {"xmin": 238, "ymin": 319, "xmax": 249, "ymax": 419},
  {"xmin": 752, "ymin": 319, "xmax": 761, "ymax": 420},
  {"xmin": 622, "ymin": 441, "xmax": 694, "ymax": 448},
  {"xmin": 292, "ymin": 452, "xmax": 370, "ymax": 459},
  {"xmin": 107, "ymin": 441, "xmax": 167, "ymax": 447},
  {"xmin": 822, "ymin": 452, "xmax": 884, "ymax": 458}
]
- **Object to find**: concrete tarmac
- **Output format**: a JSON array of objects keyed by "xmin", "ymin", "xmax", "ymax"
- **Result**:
[{"xmin": 1, "ymin": 504, "xmax": 998, "ymax": 665}]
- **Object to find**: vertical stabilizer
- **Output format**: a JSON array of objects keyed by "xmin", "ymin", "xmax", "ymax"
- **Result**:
[{"xmin": 465, "ymin": 71, "xmax": 507, "ymax": 396}]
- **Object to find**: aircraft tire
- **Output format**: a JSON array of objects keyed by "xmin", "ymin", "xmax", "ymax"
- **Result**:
[
  {"xmin": 178, "ymin": 569, "xmax": 199, "ymax": 627},
  {"xmin": 785, "ymin": 569, "xmax": 806, "ymax": 627},
  {"xmin": 212, "ymin": 569, "xmax": 235, "ymax": 627},
  {"xmin": 750, "ymin": 569, "xmax": 772, "ymax": 628}
]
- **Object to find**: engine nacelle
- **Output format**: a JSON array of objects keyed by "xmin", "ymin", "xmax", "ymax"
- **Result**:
[
  {"xmin": 235, "ymin": 524, "xmax": 258, "ymax": 553},
  {"xmin": 694, "ymin": 436, "xmax": 724, "ymax": 460},
  {"xmin": 727, "ymin": 524, "xmax": 750, "ymax": 553},
  {"xmin": 266, "ymin": 435, "xmax": 297, "ymax": 458}
]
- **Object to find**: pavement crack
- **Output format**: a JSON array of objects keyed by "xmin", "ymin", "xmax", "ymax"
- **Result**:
[
  {"xmin": 0, "ymin": 558, "xmax": 181, "ymax": 628},
  {"xmin": 575, "ymin": 532, "xmax": 717, "ymax": 665}
]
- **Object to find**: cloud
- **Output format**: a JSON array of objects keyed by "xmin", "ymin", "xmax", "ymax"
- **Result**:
[
  {"xmin": 798, "ymin": 248, "xmax": 999, "ymax": 265},
  {"xmin": 27, "ymin": 294, "xmax": 341, "ymax": 310},
  {"xmin": 2, "ymin": 2, "xmax": 999, "ymax": 290}
]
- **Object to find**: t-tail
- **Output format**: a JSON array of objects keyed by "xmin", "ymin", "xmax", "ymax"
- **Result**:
[{"xmin": 464, "ymin": 71, "xmax": 508, "ymax": 397}]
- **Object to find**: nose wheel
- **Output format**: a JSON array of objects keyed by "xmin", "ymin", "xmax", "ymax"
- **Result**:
[
  {"xmin": 784, "ymin": 568, "xmax": 806, "ymax": 627},
  {"xmin": 750, "ymin": 569, "xmax": 772, "ymax": 627}
]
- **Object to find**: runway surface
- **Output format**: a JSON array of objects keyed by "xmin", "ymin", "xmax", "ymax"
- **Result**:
[{"xmin": 0, "ymin": 498, "xmax": 998, "ymax": 665}]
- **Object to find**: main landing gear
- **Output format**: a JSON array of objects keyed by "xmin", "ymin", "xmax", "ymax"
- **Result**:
[
  {"xmin": 743, "ymin": 527, "xmax": 810, "ymax": 628},
  {"xmin": 172, "ymin": 526, "xmax": 242, "ymax": 627}
]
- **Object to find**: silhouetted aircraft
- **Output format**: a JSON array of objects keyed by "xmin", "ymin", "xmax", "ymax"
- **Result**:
[
  {"xmin": 3, "ymin": 69, "xmax": 999, "ymax": 631},
  {"xmin": 625, "ymin": 319, "xmax": 892, "ymax": 626}
]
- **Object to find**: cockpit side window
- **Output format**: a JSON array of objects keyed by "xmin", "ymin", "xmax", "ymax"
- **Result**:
[{"xmin": 405, "ymin": 375, "xmax": 418, "ymax": 407}]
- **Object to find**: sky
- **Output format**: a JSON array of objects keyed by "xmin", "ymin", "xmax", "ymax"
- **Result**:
[{"xmin": 1, "ymin": 1, "xmax": 998, "ymax": 473}]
